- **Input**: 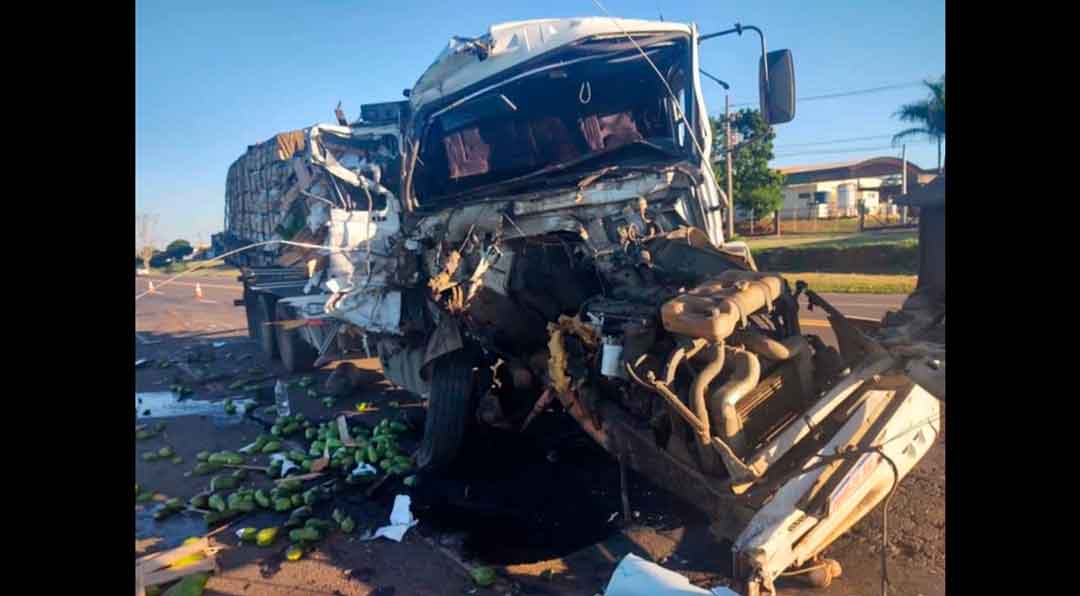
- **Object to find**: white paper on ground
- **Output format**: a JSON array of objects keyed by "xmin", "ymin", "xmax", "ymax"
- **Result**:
[
  {"xmin": 363, "ymin": 494, "xmax": 418, "ymax": 543},
  {"xmin": 604, "ymin": 553, "xmax": 742, "ymax": 596}
]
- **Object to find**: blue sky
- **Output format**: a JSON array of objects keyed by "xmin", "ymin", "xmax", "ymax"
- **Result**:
[{"xmin": 136, "ymin": 0, "xmax": 944, "ymax": 246}]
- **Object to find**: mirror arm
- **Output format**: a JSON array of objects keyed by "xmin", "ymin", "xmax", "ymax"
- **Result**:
[{"xmin": 699, "ymin": 23, "xmax": 769, "ymax": 88}]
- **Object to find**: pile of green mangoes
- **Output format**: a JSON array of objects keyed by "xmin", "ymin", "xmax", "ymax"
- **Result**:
[{"xmin": 175, "ymin": 412, "xmax": 412, "ymax": 552}]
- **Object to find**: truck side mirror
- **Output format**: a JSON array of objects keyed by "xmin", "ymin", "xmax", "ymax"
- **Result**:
[{"xmin": 759, "ymin": 49, "xmax": 796, "ymax": 125}]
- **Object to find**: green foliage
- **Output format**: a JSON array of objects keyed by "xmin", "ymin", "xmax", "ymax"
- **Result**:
[
  {"xmin": 744, "ymin": 186, "xmax": 784, "ymax": 220},
  {"xmin": 166, "ymin": 239, "xmax": 194, "ymax": 258},
  {"xmin": 893, "ymin": 74, "xmax": 945, "ymax": 169},
  {"xmin": 710, "ymin": 109, "xmax": 785, "ymax": 217}
]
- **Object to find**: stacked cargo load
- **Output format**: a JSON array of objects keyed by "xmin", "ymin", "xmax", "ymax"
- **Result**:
[{"xmin": 223, "ymin": 130, "xmax": 309, "ymax": 267}]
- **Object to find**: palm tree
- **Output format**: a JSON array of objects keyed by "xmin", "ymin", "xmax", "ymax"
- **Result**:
[{"xmin": 893, "ymin": 75, "xmax": 945, "ymax": 171}]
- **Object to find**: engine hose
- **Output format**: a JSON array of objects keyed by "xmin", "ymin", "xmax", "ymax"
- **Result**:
[
  {"xmin": 732, "ymin": 330, "xmax": 808, "ymax": 361},
  {"xmin": 711, "ymin": 348, "xmax": 761, "ymax": 453},
  {"xmin": 689, "ymin": 343, "xmax": 725, "ymax": 445}
]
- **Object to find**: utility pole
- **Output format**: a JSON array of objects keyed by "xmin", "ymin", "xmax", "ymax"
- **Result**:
[
  {"xmin": 136, "ymin": 212, "xmax": 158, "ymax": 268},
  {"xmin": 725, "ymin": 95, "xmax": 734, "ymax": 240},
  {"xmin": 900, "ymin": 144, "xmax": 908, "ymax": 225}
]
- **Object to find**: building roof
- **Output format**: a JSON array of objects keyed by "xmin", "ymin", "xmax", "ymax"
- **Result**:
[
  {"xmin": 777, "ymin": 156, "xmax": 932, "ymax": 185},
  {"xmin": 409, "ymin": 18, "xmax": 693, "ymax": 111}
]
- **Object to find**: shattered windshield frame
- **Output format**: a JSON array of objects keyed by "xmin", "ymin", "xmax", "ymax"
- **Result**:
[{"xmin": 411, "ymin": 33, "xmax": 698, "ymax": 207}]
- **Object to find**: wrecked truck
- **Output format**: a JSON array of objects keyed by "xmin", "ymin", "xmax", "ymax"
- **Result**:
[{"xmin": 229, "ymin": 18, "xmax": 942, "ymax": 595}]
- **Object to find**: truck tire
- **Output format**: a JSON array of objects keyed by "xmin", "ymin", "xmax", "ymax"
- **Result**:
[
  {"xmin": 252, "ymin": 293, "xmax": 278, "ymax": 358},
  {"xmin": 275, "ymin": 302, "xmax": 317, "ymax": 373},
  {"xmin": 417, "ymin": 350, "xmax": 477, "ymax": 471}
]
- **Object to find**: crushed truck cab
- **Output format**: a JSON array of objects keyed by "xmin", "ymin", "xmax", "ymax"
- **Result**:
[{"xmin": 223, "ymin": 17, "xmax": 943, "ymax": 595}]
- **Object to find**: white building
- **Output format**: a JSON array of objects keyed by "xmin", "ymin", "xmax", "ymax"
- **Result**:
[{"xmin": 773, "ymin": 157, "xmax": 936, "ymax": 220}]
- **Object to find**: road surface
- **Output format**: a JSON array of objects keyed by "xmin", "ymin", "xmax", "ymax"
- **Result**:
[
  {"xmin": 135, "ymin": 274, "xmax": 903, "ymax": 349},
  {"xmin": 135, "ymin": 276, "xmax": 942, "ymax": 596}
]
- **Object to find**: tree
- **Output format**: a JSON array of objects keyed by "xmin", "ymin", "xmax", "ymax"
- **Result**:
[
  {"xmin": 710, "ymin": 109, "xmax": 786, "ymax": 232},
  {"xmin": 893, "ymin": 74, "xmax": 945, "ymax": 171},
  {"xmin": 166, "ymin": 239, "xmax": 194, "ymax": 259}
]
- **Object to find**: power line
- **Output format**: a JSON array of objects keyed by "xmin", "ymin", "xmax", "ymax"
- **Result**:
[
  {"xmin": 774, "ymin": 134, "xmax": 897, "ymax": 148},
  {"xmin": 773, "ymin": 145, "xmax": 896, "ymax": 157},
  {"xmin": 730, "ymin": 80, "xmax": 925, "ymax": 108},
  {"xmin": 771, "ymin": 143, "xmax": 933, "ymax": 158}
]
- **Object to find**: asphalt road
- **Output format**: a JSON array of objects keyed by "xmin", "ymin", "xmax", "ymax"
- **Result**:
[
  {"xmin": 135, "ymin": 276, "xmax": 247, "ymax": 344},
  {"xmin": 135, "ymin": 275, "xmax": 905, "ymax": 349},
  {"xmin": 135, "ymin": 276, "xmax": 941, "ymax": 596},
  {"xmin": 798, "ymin": 292, "xmax": 905, "ymax": 347}
]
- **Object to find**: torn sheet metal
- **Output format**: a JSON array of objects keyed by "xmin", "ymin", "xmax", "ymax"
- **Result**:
[
  {"xmin": 223, "ymin": 121, "xmax": 401, "ymax": 268},
  {"xmin": 327, "ymin": 288, "xmax": 402, "ymax": 335},
  {"xmin": 732, "ymin": 382, "xmax": 940, "ymax": 590},
  {"xmin": 326, "ymin": 208, "xmax": 377, "ymax": 287},
  {"xmin": 510, "ymin": 171, "xmax": 674, "ymax": 217},
  {"xmin": 409, "ymin": 19, "xmax": 692, "ymax": 111}
]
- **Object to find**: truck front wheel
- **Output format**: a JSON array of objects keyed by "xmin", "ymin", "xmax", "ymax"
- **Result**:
[
  {"xmin": 275, "ymin": 302, "xmax": 317, "ymax": 373},
  {"xmin": 417, "ymin": 350, "xmax": 478, "ymax": 471}
]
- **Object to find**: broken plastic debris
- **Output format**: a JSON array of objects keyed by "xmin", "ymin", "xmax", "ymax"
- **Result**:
[
  {"xmin": 350, "ymin": 462, "xmax": 377, "ymax": 477},
  {"xmin": 361, "ymin": 494, "xmax": 417, "ymax": 543},
  {"xmin": 270, "ymin": 453, "xmax": 300, "ymax": 477},
  {"xmin": 604, "ymin": 553, "xmax": 741, "ymax": 596}
]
